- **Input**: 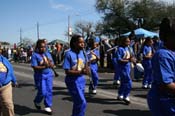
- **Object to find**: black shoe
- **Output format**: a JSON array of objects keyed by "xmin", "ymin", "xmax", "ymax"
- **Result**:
[{"xmin": 34, "ymin": 102, "xmax": 41, "ymax": 110}]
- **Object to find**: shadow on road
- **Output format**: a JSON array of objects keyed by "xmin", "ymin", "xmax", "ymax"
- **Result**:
[
  {"xmin": 53, "ymin": 86, "xmax": 67, "ymax": 91},
  {"xmin": 98, "ymin": 78, "xmax": 113, "ymax": 82},
  {"xmin": 52, "ymin": 86, "xmax": 70, "ymax": 96},
  {"xmin": 62, "ymin": 95, "xmax": 127, "ymax": 106},
  {"xmin": 17, "ymin": 83, "xmax": 34, "ymax": 88},
  {"xmin": 86, "ymin": 97, "xmax": 127, "ymax": 105},
  {"xmin": 14, "ymin": 104, "xmax": 44, "ymax": 115},
  {"xmin": 134, "ymin": 94, "xmax": 147, "ymax": 99},
  {"xmin": 98, "ymin": 68, "xmax": 114, "ymax": 73},
  {"xmin": 97, "ymin": 83, "xmax": 118, "ymax": 89},
  {"xmin": 103, "ymin": 109, "xmax": 151, "ymax": 116},
  {"xmin": 132, "ymin": 87, "xmax": 150, "ymax": 92},
  {"xmin": 53, "ymin": 90, "xmax": 70, "ymax": 96}
]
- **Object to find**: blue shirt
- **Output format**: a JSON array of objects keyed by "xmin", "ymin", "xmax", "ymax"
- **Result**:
[
  {"xmin": 63, "ymin": 49, "xmax": 86, "ymax": 78},
  {"xmin": 152, "ymin": 49, "xmax": 175, "ymax": 85},
  {"xmin": 154, "ymin": 40, "xmax": 164, "ymax": 51},
  {"xmin": 87, "ymin": 48, "xmax": 100, "ymax": 70},
  {"xmin": 31, "ymin": 51, "xmax": 54, "ymax": 74},
  {"xmin": 87, "ymin": 48, "xmax": 100, "ymax": 64},
  {"xmin": 143, "ymin": 45, "xmax": 153, "ymax": 59},
  {"xmin": 0, "ymin": 55, "xmax": 17, "ymax": 85},
  {"xmin": 116, "ymin": 46, "xmax": 131, "ymax": 67}
]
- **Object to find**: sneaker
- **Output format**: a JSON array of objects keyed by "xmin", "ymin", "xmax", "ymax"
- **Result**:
[
  {"xmin": 116, "ymin": 80, "xmax": 120, "ymax": 85},
  {"xmin": 123, "ymin": 97, "xmax": 131, "ymax": 105},
  {"xmin": 34, "ymin": 102, "xmax": 41, "ymax": 110},
  {"xmin": 142, "ymin": 85, "xmax": 148, "ymax": 89},
  {"xmin": 92, "ymin": 89, "xmax": 97, "ymax": 94},
  {"xmin": 113, "ymin": 80, "xmax": 120, "ymax": 85},
  {"xmin": 117, "ymin": 95, "xmax": 124, "ymax": 100},
  {"xmin": 44, "ymin": 107, "xmax": 52, "ymax": 115},
  {"xmin": 148, "ymin": 84, "xmax": 152, "ymax": 89}
]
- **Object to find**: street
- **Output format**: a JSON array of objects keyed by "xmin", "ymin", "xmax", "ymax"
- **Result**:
[{"xmin": 12, "ymin": 63, "xmax": 151, "ymax": 116}]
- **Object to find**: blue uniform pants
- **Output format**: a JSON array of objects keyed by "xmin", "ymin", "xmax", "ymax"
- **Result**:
[
  {"xmin": 65, "ymin": 77, "xmax": 86, "ymax": 116},
  {"xmin": 34, "ymin": 74, "xmax": 53, "ymax": 107},
  {"xmin": 112, "ymin": 58, "xmax": 120, "ymax": 81},
  {"xmin": 34, "ymin": 73, "xmax": 40, "ymax": 88},
  {"xmin": 118, "ymin": 65, "xmax": 132, "ymax": 98},
  {"xmin": 142, "ymin": 60, "xmax": 152, "ymax": 86},
  {"xmin": 91, "ymin": 67, "xmax": 99, "ymax": 89},
  {"xmin": 147, "ymin": 86, "xmax": 175, "ymax": 116}
]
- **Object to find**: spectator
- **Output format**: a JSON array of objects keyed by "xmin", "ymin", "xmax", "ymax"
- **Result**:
[{"xmin": 0, "ymin": 52, "xmax": 18, "ymax": 116}]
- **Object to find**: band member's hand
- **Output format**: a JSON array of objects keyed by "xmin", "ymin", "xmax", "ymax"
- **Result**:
[
  {"xmin": 81, "ymin": 67, "xmax": 90, "ymax": 75},
  {"xmin": 44, "ymin": 63, "xmax": 50, "ymax": 68},
  {"xmin": 12, "ymin": 82, "xmax": 19, "ymax": 88},
  {"xmin": 48, "ymin": 63, "xmax": 54, "ymax": 68},
  {"xmin": 130, "ymin": 57, "xmax": 136, "ymax": 63}
]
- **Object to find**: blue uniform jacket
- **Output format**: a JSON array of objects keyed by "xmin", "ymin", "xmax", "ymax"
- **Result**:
[
  {"xmin": 31, "ymin": 51, "xmax": 54, "ymax": 75},
  {"xmin": 0, "ymin": 55, "xmax": 17, "ymax": 85}
]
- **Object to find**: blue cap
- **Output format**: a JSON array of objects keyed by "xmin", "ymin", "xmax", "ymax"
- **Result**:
[{"xmin": 94, "ymin": 36, "xmax": 100, "ymax": 43}]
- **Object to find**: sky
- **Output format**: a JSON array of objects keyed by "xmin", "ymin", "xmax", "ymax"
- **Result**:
[
  {"xmin": 0, "ymin": 0, "xmax": 101, "ymax": 44},
  {"xmin": 0, "ymin": 0, "xmax": 173, "ymax": 44}
]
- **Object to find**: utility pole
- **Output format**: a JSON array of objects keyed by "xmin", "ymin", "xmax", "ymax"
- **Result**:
[
  {"xmin": 37, "ymin": 22, "xmax": 40, "ymax": 40},
  {"xmin": 20, "ymin": 28, "xmax": 22, "ymax": 44},
  {"xmin": 67, "ymin": 14, "xmax": 79, "ymax": 43}
]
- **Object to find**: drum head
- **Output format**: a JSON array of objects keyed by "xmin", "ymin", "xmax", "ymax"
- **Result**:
[{"xmin": 136, "ymin": 63, "xmax": 144, "ymax": 72}]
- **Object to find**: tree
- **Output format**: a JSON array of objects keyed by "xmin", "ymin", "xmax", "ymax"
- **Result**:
[
  {"xmin": 0, "ymin": 41, "xmax": 10, "ymax": 45},
  {"xmin": 129, "ymin": 0, "xmax": 167, "ymax": 29},
  {"xmin": 18, "ymin": 37, "xmax": 35, "ymax": 48},
  {"xmin": 95, "ymin": 0, "xmax": 175, "ymax": 37},
  {"xmin": 74, "ymin": 21, "xmax": 94, "ymax": 38},
  {"xmin": 95, "ymin": 0, "xmax": 136, "ymax": 38}
]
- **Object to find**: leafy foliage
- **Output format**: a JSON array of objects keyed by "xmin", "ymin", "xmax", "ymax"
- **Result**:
[{"xmin": 95, "ymin": 0, "xmax": 175, "ymax": 38}]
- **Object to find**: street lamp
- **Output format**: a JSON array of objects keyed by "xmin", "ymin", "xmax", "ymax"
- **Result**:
[{"xmin": 67, "ymin": 13, "xmax": 79, "ymax": 43}]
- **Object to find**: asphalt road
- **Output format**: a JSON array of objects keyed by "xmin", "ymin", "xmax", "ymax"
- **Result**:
[{"xmin": 12, "ymin": 63, "xmax": 151, "ymax": 116}]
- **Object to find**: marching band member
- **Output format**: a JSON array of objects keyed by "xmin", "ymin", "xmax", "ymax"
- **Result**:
[
  {"xmin": 111, "ymin": 38, "xmax": 120, "ymax": 86},
  {"xmin": 31, "ymin": 39, "xmax": 54, "ymax": 115},
  {"xmin": 87, "ymin": 37, "xmax": 100, "ymax": 94},
  {"xmin": 63, "ymin": 34, "xmax": 89, "ymax": 116},
  {"xmin": 141, "ymin": 37, "xmax": 154, "ymax": 89},
  {"xmin": 147, "ymin": 18, "xmax": 175, "ymax": 116},
  {"xmin": 116, "ymin": 37, "xmax": 135, "ymax": 104}
]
